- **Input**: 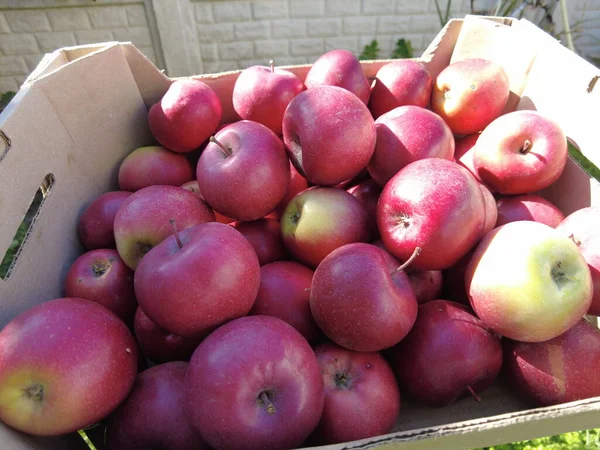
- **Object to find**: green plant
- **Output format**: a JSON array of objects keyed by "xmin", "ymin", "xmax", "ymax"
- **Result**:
[
  {"xmin": 0, "ymin": 91, "xmax": 16, "ymax": 113},
  {"xmin": 358, "ymin": 38, "xmax": 414, "ymax": 61}
]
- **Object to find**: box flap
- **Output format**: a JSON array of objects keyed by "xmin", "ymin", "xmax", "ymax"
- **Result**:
[{"xmin": 0, "ymin": 44, "xmax": 156, "ymax": 328}]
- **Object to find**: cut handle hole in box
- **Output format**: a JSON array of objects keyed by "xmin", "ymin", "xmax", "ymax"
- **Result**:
[{"xmin": 0, "ymin": 173, "xmax": 55, "ymax": 281}]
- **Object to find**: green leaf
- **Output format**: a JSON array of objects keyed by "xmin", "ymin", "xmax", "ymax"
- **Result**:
[
  {"xmin": 391, "ymin": 38, "xmax": 414, "ymax": 59},
  {"xmin": 358, "ymin": 39, "xmax": 380, "ymax": 61}
]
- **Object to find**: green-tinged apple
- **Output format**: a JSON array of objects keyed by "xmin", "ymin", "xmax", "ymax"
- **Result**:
[
  {"xmin": 431, "ymin": 58, "xmax": 509, "ymax": 135},
  {"xmin": 473, "ymin": 110, "xmax": 568, "ymax": 194},
  {"xmin": 281, "ymin": 187, "xmax": 370, "ymax": 268},
  {"xmin": 114, "ymin": 185, "xmax": 215, "ymax": 270},
  {"xmin": 0, "ymin": 298, "xmax": 138, "ymax": 436},
  {"xmin": 466, "ymin": 221, "xmax": 593, "ymax": 342}
]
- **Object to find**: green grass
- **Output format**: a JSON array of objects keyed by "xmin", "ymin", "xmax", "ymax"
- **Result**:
[{"xmin": 478, "ymin": 429, "xmax": 600, "ymax": 449}]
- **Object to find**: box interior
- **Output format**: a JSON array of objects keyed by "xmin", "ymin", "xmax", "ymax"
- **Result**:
[{"xmin": 0, "ymin": 15, "xmax": 599, "ymax": 450}]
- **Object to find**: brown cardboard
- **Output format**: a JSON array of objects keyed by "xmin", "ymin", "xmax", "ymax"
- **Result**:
[{"xmin": 0, "ymin": 15, "xmax": 599, "ymax": 450}]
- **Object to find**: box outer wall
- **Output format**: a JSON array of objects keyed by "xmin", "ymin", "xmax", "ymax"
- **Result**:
[{"xmin": 0, "ymin": 15, "xmax": 599, "ymax": 450}]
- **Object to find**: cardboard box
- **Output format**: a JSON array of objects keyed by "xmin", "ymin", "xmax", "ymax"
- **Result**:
[{"xmin": 0, "ymin": 14, "xmax": 599, "ymax": 450}]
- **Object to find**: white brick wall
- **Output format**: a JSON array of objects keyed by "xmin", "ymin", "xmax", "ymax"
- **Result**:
[
  {"xmin": 0, "ymin": 0, "xmax": 598, "ymax": 93},
  {"xmin": 0, "ymin": 2, "xmax": 161, "ymax": 93}
]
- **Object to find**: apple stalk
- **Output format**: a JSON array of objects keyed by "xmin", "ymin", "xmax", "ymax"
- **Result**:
[
  {"xmin": 209, "ymin": 136, "xmax": 232, "ymax": 157},
  {"xmin": 169, "ymin": 219, "xmax": 183, "ymax": 249},
  {"xmin": 391, "ymin": 247, "xmax": 422, "ymax": 276}
]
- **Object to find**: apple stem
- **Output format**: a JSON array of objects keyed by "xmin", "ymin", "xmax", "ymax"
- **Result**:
[
  {"xmin": 391, "ymin": 247, "xmax": 422, "ymax": 275},
  {"xmin": 467, "ymin": 385, "xmax": 482, "ymax": 402},
  {"xmin": 169, "ymin": 219, "xmax": 183, "ymax": 249},
  {"xmin": 269, "ymin": 59, "xmax": 274, "ymax": 73},
  {"xmin": 519, "ymin": 139, "xmax": 532, "ymax": 154},
  {"xmin": 210, "ymin": 136, "xmax": 232, "ymax": 157},
  {"xmin": 259, "ymin": 391, "xmax": 276, "ymax": 415},
  {"xmin": 568, "ymin": 233, "xmax": 582, "ymax": 247}
]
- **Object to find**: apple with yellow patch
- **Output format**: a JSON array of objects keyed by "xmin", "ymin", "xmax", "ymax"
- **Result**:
[
  {"xmin": 504, "ymin": 319, "xmax": 600, "ymax": 406},
  {"xmin": 466, "ymin": 221, "xmax": 592, "ymax": 342}
]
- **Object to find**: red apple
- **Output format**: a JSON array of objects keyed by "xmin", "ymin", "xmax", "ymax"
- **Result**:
[
  {"xmin": 378, "ymin": 158, "xmax": 486, "ymax": 270},
  {"xmin": 388, "ymin": 300, "xmax": 503, "ymax": 406},
  {"xmin": 232, "ymin": 62, "xmax": 304, "ymax": 135},
  {"xmin": 304, "ymin": 49, "xmax": 370, "ymax": 104},
  {"xmin": 466, "ymin": 221, "xmax": 593, "ymax": 342},
  {"xmin": 118, "ymin": 145, "xmax": 193, "ymax": 191},
  {"xmin": 406, "ymin": 267, "xmax": 443, "ymax": 304},
  {"xmin": 369, "ymin": 59, "xmax": 433, "ymax": 119},
  {"xmin": 473, "ymin": 110, "xmax": 568, "ymax": 194},
  {"xmin": 114, "ymin": 185, "xmax": 215, "ymax": 270},
  {"xmin": 196, "ymin": 120, "xmax": 290, "ymax": 222},
  {"xmin": 454, "ymin": 133, "xmax": 481, "ymax": 182},
  {"xmin": 431, "ymin": 58, "xmax": 510, "ymax": 135},
  {"xmin": 504, "ymin": 319, "xmax": 600, "ymax": 406},
  {"xmin": 232, "ymin": 218, "xmax": 287, "ymax": 266},
  {"xmin": 496, "ymin": 194, "xmax": 565, "ymax": 228},
  {"xmin": 275, "ymin": 162, "xmax": 309, "ymax": 216},
  {"xmin": 106, "ymin": 361, "xmax": 208, "ymax": 450},
  {"xmin": 346, "ymin": 179, "xmax": 382, "ymax": 239},
  {"xmin": 0, "ymin": 298, "xmax": 138, "ymax": 436},
  {"xmin": 312, "ymin": 343, "xmax": 400, "ymax": 444},
  {"xmin": 181, "ymin": 180, "xmax": 236, "ymax": 224},
  {"xmin": 367, "ymin": 105, "xmax": 455, "ymax": 187},
  {"xmin": 282, "ymin": 85, "xmax": 376, "ymax": 186},
  {"xmin": 148, "ymin": 79, "xmax": 222, "ymax": 153},
  {"xmin": 64, "ymin": 249, "xmax": 136, "ymax": 324},
  {"xmin": 250, "ymin": 261, "xmax": 320, "ymax": 344},
  {"xmin": 556, "ymin": 207, "xmax": 600, "ymax": 316},
  {"xmin": 78, "ymin": 191, "xmax": 131, "ymax": 250},
  {"xmin": 133, "ymin": 307, "xmax": 203, "ymax": 364},
  {"xmin": 280, "ymin": 187, "xmax": 370, "ymax": 268},
  {"xmin": 480, "ymin": 183, "xmax": 498, "ymax": 235},
  {"xmin": 310, "ymin": 242, "xmax": 418, "ymax": 351},
  {"xmin": 186, "ymin": 315, "xmax": 324, "ymax": 450},
  {"xmin": 135, "ymin": 222, "xmax": 260, "ymax": 337}
]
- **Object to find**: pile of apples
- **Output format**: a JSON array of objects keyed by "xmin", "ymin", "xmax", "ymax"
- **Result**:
[{"xmin": 0, "ymin": 48, "xmax": 599, "ymax": 450}]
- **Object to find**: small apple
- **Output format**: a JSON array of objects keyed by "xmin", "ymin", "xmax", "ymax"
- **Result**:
[
  {"xmin": 431, "ymin": 58, "xmax": 510, "ymax": 135},
  {"xmin": 346, "ymin": 179, "xmax": 382, "ymax": 239},
  {"xmin": 196, "ymin": 121, "xmax": 290, "ymax": 222},
  {"xmin": 369, "ymin": 59, "xmax": 433, "ymax": 119},
  {"xmin": 311, "ymin": 343, "xmax": 400, "ymax": 444},
  {"xmin": 186, "ymin": 315, "xmax": 324, "ymax": 450},
  {"xmin": 232, "ymin": 218, "xmax": 288, "ymax": 266},
  {"xmin": 496, "ymin": 194, "xmax": 565, "ymax": 228},
  {"xmin": 232, "ymin": 61, "xmax": 304, "ymax": 135},
  {"xmin": 78, "ymin": 191, "xmax": 132, "ymax": 250},
  {"xmin": 135, "ymin": 222, "xmax": 260, "ymax": 337},
  {"xmin": 118, "ymin": 145, "xmax": 193, "ymax": 191},
  {"xmin": 114, "ymin": 185, "xmax": 215, "ymax": 270},
  {"xmin": 378, "ymin": 158, "xmax": 486, "ymax": 270},
  {"xmin": 556, "ymin": 207, "xmax": 600, "ymax": 316},
  {"xmin": 250, "ymin": 261, "xmax": 321, "ymax": 344},
  {"xmin": 133, "ymin": 307, "xmax": 203, "ymax": 364},
  {"xmin": 282, "ymin": 85, "xmax": 376, "ymax": 186},
  {"xmin": 504, "ymin": 319, "xmax": 600, "ymax": 406},
  {"xmin": 280, "ymin": 187, "xmax": 370, "ymax": 268},
  {"xmin": 0, "ymin": 298, "xmax": 138, "ymax": 436},
  {"xmin": 367, "ymin": 105, "xmax": 455, "ymax": 187},
  {"xmin": 466, "ymin": 221, "xmax": 593, "ymax": 342},
  {"xmin": 388, "ymin": 299, "xmax": 503, "ymax": 406},
  {"xmin": 473, "ymin": 110, "xmax": 568, "ymax": 194},
  {"xmin": 106, "ymin": 361, "xmax": 208, "ymax": 450},
  {"xmin": 64, "ymin": 249, "xmax": 136, "ymax": 324},
  {"xmin": 304, "ymin": 49, "xmax": 370, "ymax": 104},
  {"xmin": 148, "ymin": 79, "xmax": 222, "ymax": 153},
  {"xmin": 454, "ymin": 134, "xmax": 481, "ymax": 182},
  {"xmin": 310, "ymin": 242, "xmax": 418, "ymax": 351}
]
